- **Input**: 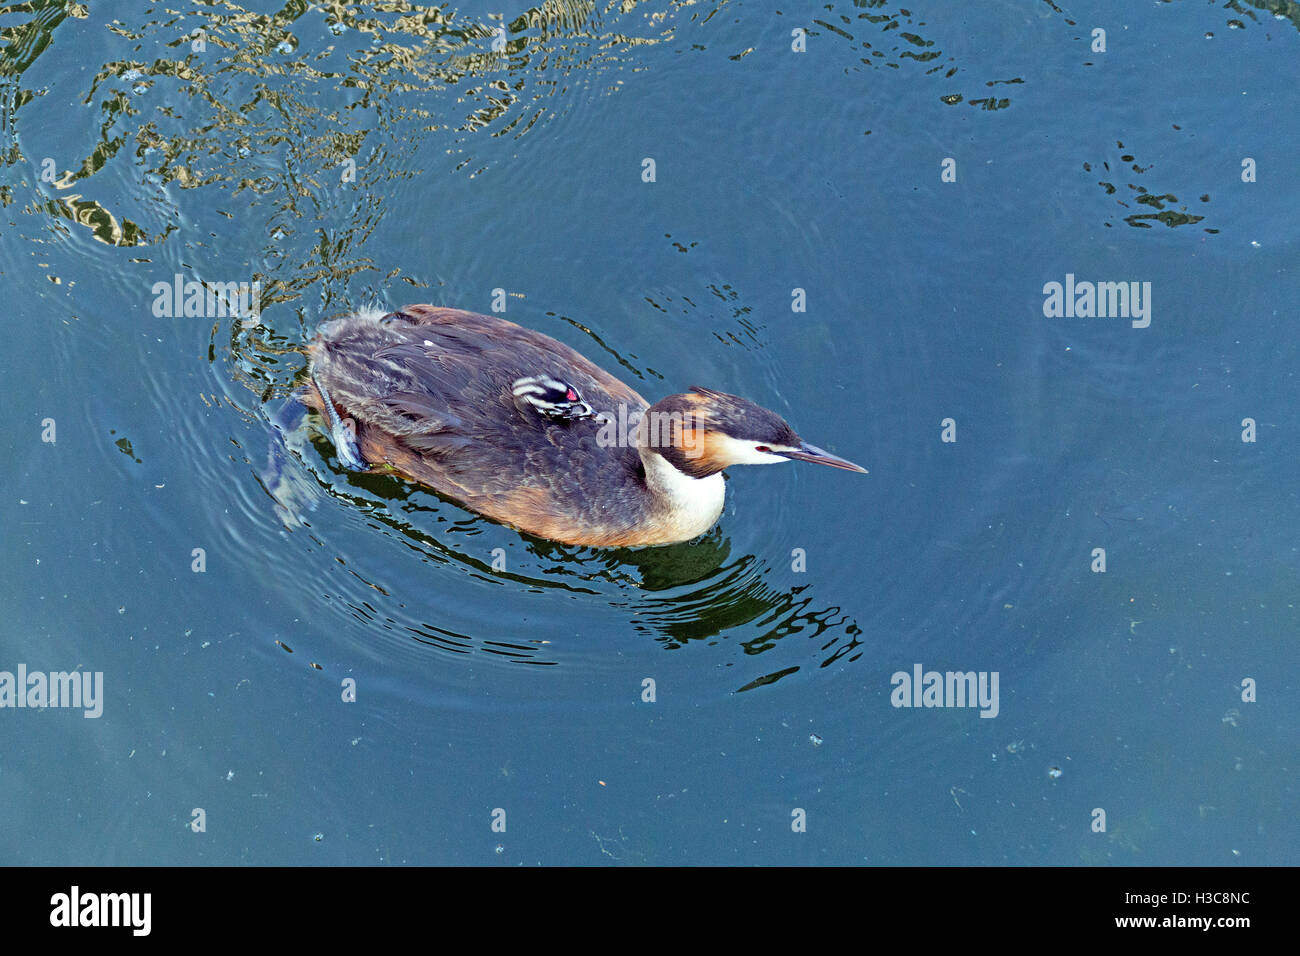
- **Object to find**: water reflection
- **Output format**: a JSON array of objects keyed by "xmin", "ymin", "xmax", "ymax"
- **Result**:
[{"xmin": 257, "ymin": 381, "xmax": 868, "ymax": 679}]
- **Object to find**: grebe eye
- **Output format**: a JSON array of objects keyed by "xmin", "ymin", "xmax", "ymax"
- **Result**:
[
  {"xmin": 566, "ymin": 387, "xmax": 578, "ymax": 401},
  {"xmin": 755, "ymin": 445, "xmax": 771, "ymax": 453}
]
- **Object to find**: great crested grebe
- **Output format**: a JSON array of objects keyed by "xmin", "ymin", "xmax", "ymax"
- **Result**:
[{"xmin": 293, "ymin": 304, "xmax": 866, "ymax": 547}]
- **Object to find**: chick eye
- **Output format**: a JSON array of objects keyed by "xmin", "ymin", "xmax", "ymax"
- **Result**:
[{"xmin": 566, "ymin": 387, "xmax": 578, "ymax": 401}]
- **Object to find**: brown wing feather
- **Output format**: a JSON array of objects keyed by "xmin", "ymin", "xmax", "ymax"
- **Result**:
[{"xmin": 303, "ymin": 305, "xmax": 659, "ymax": 541}]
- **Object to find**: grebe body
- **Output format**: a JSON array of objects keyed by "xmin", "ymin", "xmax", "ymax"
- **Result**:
[{"xmin": 298, "ymin": 305, "xmax": 865, "ymax": 547}]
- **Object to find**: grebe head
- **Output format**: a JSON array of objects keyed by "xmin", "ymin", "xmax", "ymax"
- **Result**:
[
  {"xmin": 636, "ymin": 386, "xmax": 867, "ymax": 479},
  {"xmin": 512, "ymin": 375, "xmax": 596, "ymax": 422}
]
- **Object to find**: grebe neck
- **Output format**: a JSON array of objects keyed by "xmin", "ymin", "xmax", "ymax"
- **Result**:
[{"xmin": 636, "ymin": 445, "xmax": 725, "ymax": 542}]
